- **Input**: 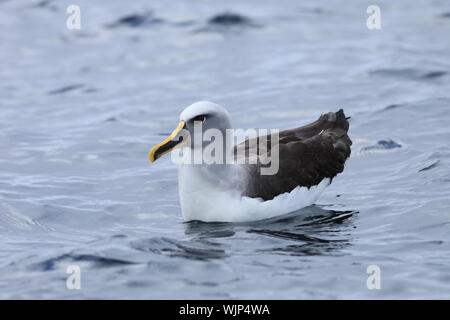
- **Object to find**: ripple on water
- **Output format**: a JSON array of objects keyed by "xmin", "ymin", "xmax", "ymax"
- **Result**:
[
  {"xmin": 361, "ymin": 139, "xmax": 402, "ymax": 152},
  {"xmin": 33, "ymin": 253, "xmax": 137, "ymax": 271},
  {"xmin": 106, "ymin": 11, "xmax": 165, "ymax": 28},
  {"xmin": 130, "ymin": 237, "xmax": 228, "ymax": 261}
]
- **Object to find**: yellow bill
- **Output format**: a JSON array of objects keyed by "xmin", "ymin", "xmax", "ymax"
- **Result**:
[{"xmin": 149, "ymin": 121, "xmax": 188, "ymax": 163}]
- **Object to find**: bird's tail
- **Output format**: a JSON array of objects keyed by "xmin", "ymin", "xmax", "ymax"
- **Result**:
[{"xmin": 334, "ymin": 109, "xmax": 350, "ymax": 133}]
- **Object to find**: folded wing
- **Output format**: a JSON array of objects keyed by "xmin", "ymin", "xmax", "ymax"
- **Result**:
[{"xmin": 234, "ymin": 109, "xmax": 352, "ymax": 200}]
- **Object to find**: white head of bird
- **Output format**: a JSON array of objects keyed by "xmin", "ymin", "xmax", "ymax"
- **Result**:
[{"xmin": 149, "ymin": 101, "xmax": 236, "ymax": 165}]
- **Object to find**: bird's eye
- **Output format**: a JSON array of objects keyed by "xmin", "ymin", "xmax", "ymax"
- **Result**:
[{"xmin": 192, "ymin": 115, "xmax": 207, "ymax": 123}]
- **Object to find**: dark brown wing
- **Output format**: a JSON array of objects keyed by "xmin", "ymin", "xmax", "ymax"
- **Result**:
[{"xmin": 234, "ymin": 109, "xmax": 352, "ymax": 201}]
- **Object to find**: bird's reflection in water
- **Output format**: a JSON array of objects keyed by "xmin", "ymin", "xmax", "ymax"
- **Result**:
[
  {"xmin": 184, "ymin": 206, "xmax": 358, "ymax": 257},
  {"xmin": 130, "ymin": 207, "xmax": 356, "ymax": 261}
]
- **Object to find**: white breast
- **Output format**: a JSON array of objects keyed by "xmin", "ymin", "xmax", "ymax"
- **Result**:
[{"xmin": 178, "ymin": 164, "xmax": 330, "ymax": 223}]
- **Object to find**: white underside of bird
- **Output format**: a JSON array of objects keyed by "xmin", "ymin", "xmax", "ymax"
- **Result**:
[{"xmin": 178, "ymin": 164, "xmax": 330, "ymax": 222}]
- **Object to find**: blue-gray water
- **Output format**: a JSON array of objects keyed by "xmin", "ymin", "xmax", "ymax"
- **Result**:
[{"xmin": 1, "ymin": 0, "xmax": 450, "ymax": 299}]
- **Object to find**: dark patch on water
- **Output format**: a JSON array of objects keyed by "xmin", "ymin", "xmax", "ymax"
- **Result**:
[
  {"xmin": 248, "ymin": 229, "xmax": 336, "ymax": 243},
  {"xmin": 68, "ymin": 254, "xmax": 135, "ymax": 267},
  {"xmin": 130, "ymin": 237, "xmax": 227, "ymax": 261},
  {"xmin": 208, "ymin": 13, "xmax": 252, "ymax": 26},
  {"xmin": 362, "ymin": 139, "xmax": 402, "ymax": 151},
  {"xmin": 184, "ymin": 221, "xmax": 234, "ymax": 236},
  {"xmin": 48, "ymin": 84, "xmax": 84, "ymax": 95},
  {"xmin": 194, "ymin": 230, "xmax": 235, "ymax": 239},
  {"xmin": 423, "ymin": 71, "xmax": 447, "ymax": 79},
  {"xmin": 197, "ymin": 12, "xmax": 259, "ymax": 32},
  {"xmin": 369, "ymin": 68, "xmax": 447, "ymax": 80},
  {"xmin": 419, "ymin": 160, "xmax": 440, "ymax": 172},
  {"xmin": 378, "ymin": 99, "xmax": 448, "ymax": 112},
  {"xmin": 246, "ymin": 209, "xmax": 356, "ymax": 256},
  {"xmin": 106, "ymin": 11, "xmax": 164, "ymax": 28},
  {"xmin": 261, "ymin": 242, "xmax": 346, "ymax": 256},
  {"xmin": 300, "ymin": 210, "xmax": 356, "ymax": 226},
  {"xmin": 34, "ymin": 0, "xmax": 51, "ymax": 6},
  {"xmin": 32, "ymin": 0, "xmax": 58, "ymax": 11},
  {"xmin": 35, "ymin": 253, "xmax": 136, "ymax": 271},
  {"xmin": 111, "ymin": 234, "xmax": 127, "ymax": 238},
  {"xmin": 383, "ymin": 103, "xmax": 402, "ymax": 111}
]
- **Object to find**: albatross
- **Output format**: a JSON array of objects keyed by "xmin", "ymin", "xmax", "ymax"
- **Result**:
[{"xmin": 149, "ymin": 101, "xmax": 351, "ymax": 222}]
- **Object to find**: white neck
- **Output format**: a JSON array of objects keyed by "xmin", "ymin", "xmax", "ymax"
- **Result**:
[{"xmin": 177, "ymin": 162, "xmax": 246, "ymax": 221}]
